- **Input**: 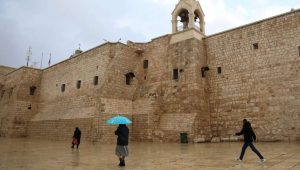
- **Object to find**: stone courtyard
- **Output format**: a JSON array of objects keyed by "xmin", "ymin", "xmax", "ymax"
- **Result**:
[{"xmin": 0, "ymin": 138, "xmax": 299, "ymax": 170}]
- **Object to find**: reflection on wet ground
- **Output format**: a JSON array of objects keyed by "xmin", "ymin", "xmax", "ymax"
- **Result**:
[{"xmin": 0, "ymin": 138, "xmax": 299, "ymax": 170}]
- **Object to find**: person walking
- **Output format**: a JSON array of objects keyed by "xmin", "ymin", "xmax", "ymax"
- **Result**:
[
  {"xmin": 235, "ymin": 119, "xmax": 266, "ymax": 162},
  {"xmin": 115, "ymin": 124, "xmax": 129, "ymax": 167},
  {"xmin": 71, "ymin": 127, "xmax": 81, "ymax": 149}
]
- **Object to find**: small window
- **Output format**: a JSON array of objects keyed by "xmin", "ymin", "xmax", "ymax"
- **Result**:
[
  {"xmin": 253, "ymin": 43, "xmax": 259, "ymax": 49},
  {"xmin": 61, "ymin": 84, "xmax": 66, "ymax": 92},
  {"xmin": 1, "ymin": 90, "xmax": 4, "ymax": 98},
  {"xmin": 143, "ymin": 60, "xmax": 148, "ymax": 69},
  {"xmin": 30, "ymin": 86, "xmax": 37, "ymax": 95},
  {"xmin": 298, "ymin": 46, "xmax": 300, "ymax": 57},
  {"xmin": 217, "ymin": 67, "xmax": 222, "ymax": 74},
  {"xmin": 94, "ymin": 76, "xmax": 99, "ymax": 85},
  {"xmin": 125, "ymin": 72, "xmax": 135, "ymax": 85},
  {"xmin": 77, "ymin": 80, "xmax": 81, "ymax": 89},
  {"xmin": 201, "ymin": 66, "xmax": 210, "ymax": 78},
  {"xmin": 173, "ymin": 69, "xmax": 179, "ymax": 80}
]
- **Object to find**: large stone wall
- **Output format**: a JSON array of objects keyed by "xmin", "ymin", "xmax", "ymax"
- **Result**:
[
  {"xmin": 0, "ymin": 8, "xmax": 299, "ymax": 143},
  {"xmin": 28, "ymin": 43, "xmax": 138, "ymax": 142},
  {"xmin": 129, "ymin": 34, "xmax": 211, "ymax": 142},
  {"xmin": 206, "ymin": 10, "xmax": 300, "ymax": 141},
  {"xmin": 0, "ymin": 67, "xmax": 42, "ymax": 137}
]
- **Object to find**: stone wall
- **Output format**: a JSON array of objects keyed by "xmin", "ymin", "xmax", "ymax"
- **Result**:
[
  {"xmin": 28, "ymin": 43, "xmax": 138, "ymax": 142},
  {"xmin": 0, "ymin": 9, "xmax": 299, "ymax": 143},
  {"xmin": 28, "ymin": 115, "xmax": 133, "ymax": 143},
  {"xmin": 206, "ymin": 10, "xmax": 300, "ymax": 141},
  {"xmin": 0, "ymin": 67, "xmax": 42, "ymax": 137},
  {"xmin": 129, "ymin": 34, "xmax": 211, "ymax": 142}
]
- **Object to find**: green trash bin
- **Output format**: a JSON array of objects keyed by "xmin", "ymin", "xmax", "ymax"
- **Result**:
[{"xmin": 180, "ymin": 133, "xmax": 188, "ymax": 143}]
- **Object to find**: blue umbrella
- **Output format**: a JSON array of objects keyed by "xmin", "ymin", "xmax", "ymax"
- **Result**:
[{"xmin": 106, "ymin": 115, "xmax": 132, "ymax": 125}]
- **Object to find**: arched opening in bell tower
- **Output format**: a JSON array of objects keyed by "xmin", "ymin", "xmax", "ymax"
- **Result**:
[
  {"xmin": 194, "ymin": 9, "xmax": 204, "ymax": 33},
  {"xmin": 177, "ymin": 9, "xmax": 189, "ymax": 31},
  {"xmin": 171, "ymin": 0, "xmax": 205, "ymax": 34}
]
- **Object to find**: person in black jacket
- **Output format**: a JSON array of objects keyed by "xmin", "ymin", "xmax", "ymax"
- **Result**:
[
  {"xmin": 71, "ymin": 127, "xmax": 81, "ymax": 149},
  {"xmin": 115, "ymin": 124, "xmax": 129, "ymax": 167},
  {"xmin": 235, "ymin": 119, "xmax": 265, "ymax": 162}
]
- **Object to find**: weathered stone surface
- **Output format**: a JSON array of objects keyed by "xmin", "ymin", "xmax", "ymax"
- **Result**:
[{"xmin": 0, "ymin": 1, "xmax": 299, "ymax": 143}]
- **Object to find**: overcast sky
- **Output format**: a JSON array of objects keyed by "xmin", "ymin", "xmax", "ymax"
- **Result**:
[{"xmin": 0, "ymin": 0, "xmax": 299, "ymax": 69}]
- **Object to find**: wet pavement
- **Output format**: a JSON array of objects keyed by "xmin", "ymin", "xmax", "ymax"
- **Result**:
[{"xmin": 0, "ymin": 138, "xmax": 299, "ymax": 170}]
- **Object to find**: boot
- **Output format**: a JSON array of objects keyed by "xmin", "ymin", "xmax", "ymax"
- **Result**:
[
  {"xmin": 118, "ymin": 158, "xmax": 122, "ymax": 166},
  {"xmin": 120, "ymin": 159, "xmax": 125, "ymax": 166}
]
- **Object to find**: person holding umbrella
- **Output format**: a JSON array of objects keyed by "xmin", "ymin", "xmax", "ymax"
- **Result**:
[
  {"xmin": 107, "ymin": 115, "xmax": 132, "ymax": 167},
  {"xmin": 115, "ymin": 124, "xmax": 129, "ymax": 167}
]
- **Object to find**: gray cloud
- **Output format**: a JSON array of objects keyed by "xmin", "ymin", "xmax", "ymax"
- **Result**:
[{"xmin": 0, "ymin": 0, "xmax": 299, "ymax": 68}]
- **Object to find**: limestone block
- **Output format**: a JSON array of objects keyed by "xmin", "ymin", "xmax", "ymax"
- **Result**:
[
  {"xmin": 211, "ymin": 137, "xmax": 221, "ymax": 143},
  {"xmin": 193, "ymin": 137, "xmax": 205, "ymax": 143}
]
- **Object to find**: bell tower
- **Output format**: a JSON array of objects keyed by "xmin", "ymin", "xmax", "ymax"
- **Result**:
[{"xmin": 171, "ymin": 0, "xmax": 205, "ymax": 34}]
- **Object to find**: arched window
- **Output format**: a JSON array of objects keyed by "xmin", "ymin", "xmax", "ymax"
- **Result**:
[
  {"xmin": 30, "ymin": 86, "xmax": 37, "ymax": 95},
  {"xmin": 125, "ymin": 72, "xmax": 135, "ymax": 85}
]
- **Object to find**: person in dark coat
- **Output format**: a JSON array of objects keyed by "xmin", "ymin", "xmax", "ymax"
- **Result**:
[
  {"xmin": 115, "ymin": 124, "xmax": 129, "ymax": 167},
  {"xmin": 235, "ymin": 119, "xmax": 265, "ymax": 162},
  {"xmin": 71, "ymin": 127, "xmax": 81, "ymax": 149}
]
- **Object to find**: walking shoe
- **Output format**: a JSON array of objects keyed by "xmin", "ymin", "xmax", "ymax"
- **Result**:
[
  {"xmin": 235, "ymin": 157, "xmax": 242, "ymax": 162},
  {"xmin": 260, "ymin": 158, "xmax": 266, "ymax": 163},
  {"xmin": 118, "ymin": 159, "xmax": 125, "ymax": 167}
]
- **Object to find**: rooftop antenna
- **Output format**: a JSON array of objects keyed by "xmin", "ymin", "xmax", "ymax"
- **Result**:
[
  {"xmin": 26, "ymin": 47, "xmax": 32, "ymax": 67},
  {"xmin": 78, "ymin": 43, "xmax": 81, "ymax": 50},
  {"xmin": 118, "ymin": 38, "xmax": 121, "ymax": 42},
  {"xmin": 40, "ymin": 52, "xmax": 43, "ymax": 69},
  {"xmin": 48, "ymin": 53, "xmax": 52, "ymax": 66}
]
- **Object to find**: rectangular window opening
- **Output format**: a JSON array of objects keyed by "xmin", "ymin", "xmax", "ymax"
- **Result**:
[
  {"xmin": 298, "ymin": 46, "xmax": 300, "ymax": 57},
  {"xmin": 77, "ymin": 80, "xmax": 81, "ymax": 89},
  {"xmin": 94, "ymin": 76, "xmax": 99, "ymax": 85},
  {"xmin": 143, "ymin": 60, "xmax": 149, "ymax": 69},
  {"xmin": 173, "ymin": 69, "xmax": 179, "ymax": 80},
  {"xmin": 29, "ymin": 86, "xmax": 37, "ymax": 95},
  {"xmin": 125, "ymin": 72, "xmax": 135, "ymax": 85},
  {"xmin": 61, "ymin": 84, "xmax": 66, "ymax": 92},
  {"xmin": 253, "ymin": 43, "xmax": 259, "ymax": 49},
  {"xmin": 201, "ymin": 66, "xmax": 210, "ymax": 78},
  {"xmin": 217, "ymin": 67, "xmax": 222, "ymax": 74}
]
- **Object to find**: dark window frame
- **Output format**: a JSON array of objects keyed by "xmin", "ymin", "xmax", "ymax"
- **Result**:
[
  {"xmin": 217, "ymin": 67, "xmax": 222, "ymax": 74},
  {"xmin": 253, "ymin": 43, "xmax": 259, "ymax": 49},
  {"xmin": 125, "ymin": 72, "xmax": 135, "ymax": 85},
  {"xmin": 29, "ymin": 86, "xmax": 37, "ymax": 96},
  {"xmin": 143, "ymin": 60, "xmax": 149, "ymax": 69},
  {"xmin": 173, "ymin": 69, "xmax": 179, "ymax": 80},
  {"xmin": 201, "ymin": 66, "xmax": 210, "ymax": 78},
  {"xmin": 61, "ymin": 84, "xmax": 66, "ymax": 92},
  {"xmin": 94, "ymin": 76, "xmax": 99, "ymax": 85},
  {"xmin": 76, "ymin": 80, "xmax": 81, "ymax": 89}
]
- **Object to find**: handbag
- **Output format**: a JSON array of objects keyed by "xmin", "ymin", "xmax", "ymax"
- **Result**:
[{"xmin": 72, "ymin": 137, "xmax": 78, "ymax": 145}]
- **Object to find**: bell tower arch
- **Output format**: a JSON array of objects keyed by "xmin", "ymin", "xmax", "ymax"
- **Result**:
[{"xmin": 172, "ymin": 0, "xmax": 205, "ymax": 34}]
